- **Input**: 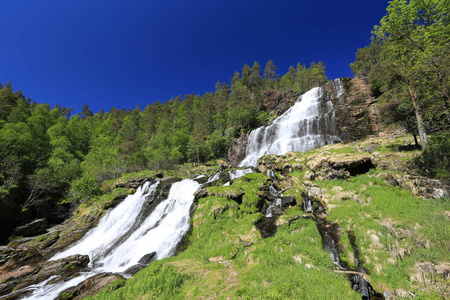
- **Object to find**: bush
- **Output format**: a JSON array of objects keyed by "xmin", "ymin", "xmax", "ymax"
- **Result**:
[
  {"xmin": 70, "ymin": 175, "xmax": 101, "ymax": 202},
  {"xmin": 415, "ymin": 134, "xmax": 450, "ymax": 181}
]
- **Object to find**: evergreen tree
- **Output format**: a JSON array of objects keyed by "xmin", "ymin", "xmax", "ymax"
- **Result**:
[
  {"xmin": 80, "ymin": 104, "xmax": 94, "ymax": 118},
  {"xmin": 263, "ymin": 60, "xmax": 278, "ymax": 89},
  {"xmin": 241, "ymin": 63, "xmax": 251, "ymax": 87},
  {"xmin": 248, "ymin": 61, "xmax": 262, "ymax": 90}
]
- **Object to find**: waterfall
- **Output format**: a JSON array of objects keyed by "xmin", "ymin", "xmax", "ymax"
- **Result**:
[
  {"xmin": 239, "ymin": 79, "xmax": 344, "ymax": 167},
  {"xmin": 22, "ymin": 179, "xmax": 200, "ymax": 299}
]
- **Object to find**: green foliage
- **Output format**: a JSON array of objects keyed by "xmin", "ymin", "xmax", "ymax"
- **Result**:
[
  {"xmin": 279, "ymin": 62, "xmax": 328, "ymax": 93},
  {"xmin": 414, "ymin": 133, "xmax": 450, "ymax": 180},
  {"xmin": 70, "ymin": 175, "xmax": 101, "ymax": 202},
  {"xmin": 352, "ymin": 0, "xmax": 450, "ymax": 148}
]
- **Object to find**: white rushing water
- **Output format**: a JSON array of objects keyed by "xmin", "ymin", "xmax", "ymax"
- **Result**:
[
  {"xmin": 23, "ymin": 179, "xmax": 200, "ymax": 300},
  {"xmin": 239, "ymin": 80, "xmax": 344, "ymax": 167}
]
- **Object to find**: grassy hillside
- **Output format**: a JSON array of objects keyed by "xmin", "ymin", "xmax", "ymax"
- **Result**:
[{"xmin": 85, "ymin": 134, "xmax": 449, "ymax": 300}]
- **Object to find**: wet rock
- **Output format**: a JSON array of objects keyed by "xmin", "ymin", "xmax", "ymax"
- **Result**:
[
  {"xmin": 193, "ymin": 175, "xmax": 208, "ymax": 184},
  {"xmin": 157, "ymin": 177, "xmax": 182, "ymax": 187},
  {"xmin": 280, "ymin": 196, "xmax": 296, "ymax": 207},
  {"xmin": 0, "ymin": 289, "xmax": 33, "ymax": 300},
  {"xmin": 194, "ymin": 188, "xmax": 209, "ymax": 202},
  {"xmin": 124, "ymin": 264, "xmax": 144, "ymax": 275},
  {"xmin": 260, "ymin": 90, "xmax": 297, "ymax": 117},
  {"xmin": 0, "ymin": 254, "xmax": 89, "ymax": 296},
  {"xmin": 138, "ymin": 252, "xmax": 156, "ymax": 265},
  {"xmin": 56, "ymin": 273, "xmax": 125, "ymax": 300},
  {"xmin": 256, "ymin": 217, "xmax": 278, "ymax": 238},
  {"xmin": 13, "ymin": 219, "xmax": 48, "ymax": 237},
  {"xmin": 227, "ymin": 133, "xmax": 248, "ymax": 166},
  {"xmin": 154, "ymin": 177, "xmax": 182, "ymax": 202}
]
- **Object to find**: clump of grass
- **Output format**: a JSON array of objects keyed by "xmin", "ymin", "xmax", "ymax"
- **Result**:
[{"xmin": 90, "ymin": 261, "xmax": 185, "ymax": 300}]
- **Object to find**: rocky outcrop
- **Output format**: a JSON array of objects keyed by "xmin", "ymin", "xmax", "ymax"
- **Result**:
[
  {"xmin": 227, "ymin": 133, "xmax": 248, "ymax": 166},
  {"xmin": 259, "ymin": 90, "xmax": 297, "ymax": 116},
  {"xmin": 0, "ymin": 254, "xmax": 89, "ymax": 296},
  {"xmin": 305, "ymin": 153, "xmax": 375, "ymax": 178},
  {"xmin": 333, "ymin": 78, "xmax": 381, "ymax": 142},
  {"xmin": 378, "ymin": 173, "xmax": 450, "ymax": 200}
]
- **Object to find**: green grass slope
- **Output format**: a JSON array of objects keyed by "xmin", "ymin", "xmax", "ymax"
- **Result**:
[{"xmin": 88, "ymin": 135, "xmax": 448, "ymax": 300}]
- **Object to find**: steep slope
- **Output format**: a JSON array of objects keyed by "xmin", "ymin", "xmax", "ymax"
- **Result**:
[{"xmin": 87, "ymin": 135, "xmax": 448, "ymax": 300}]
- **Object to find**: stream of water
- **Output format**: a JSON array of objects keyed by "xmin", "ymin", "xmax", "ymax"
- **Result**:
[{"xmin": 22, "ymin": 179, "xmax": 200, "ymax": 299}]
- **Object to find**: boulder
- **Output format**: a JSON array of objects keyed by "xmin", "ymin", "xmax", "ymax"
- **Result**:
[
  {"xmin": 280, "ymin": 196, "xmax": 296, "ymax": 207},
  {"xmin": 193, "ymin": 175, "xmax": 208, "ymax": 184},
  {"xmin": 13, "ymin": 219, "xmax": 48, "ymax": 237},
  {"xmin": 138, "ymin": 252, "xmax": 156, "ymax": 265}
]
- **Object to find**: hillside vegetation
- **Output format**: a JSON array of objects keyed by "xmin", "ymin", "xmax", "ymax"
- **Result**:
[{"xmin": 85, "ymin": 135, "xmax": 449, "ymax": 299}]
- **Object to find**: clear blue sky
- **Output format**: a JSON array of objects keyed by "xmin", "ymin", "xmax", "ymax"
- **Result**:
[{"xmin": 1, "ymin": 0, "xmax": 389, "ymax": 114}]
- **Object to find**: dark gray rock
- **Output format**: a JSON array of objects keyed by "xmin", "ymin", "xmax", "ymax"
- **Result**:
[
  {"xmin": 13, "ymin": 219, "xmax": 48, "ymax": 237},
  {"xmin": 138, "ymin": 252, "xmax": 156, "ymax": 265},
  {"xmin": 280, "ymin": 196, "xmax": 296, "ymax": 207}
]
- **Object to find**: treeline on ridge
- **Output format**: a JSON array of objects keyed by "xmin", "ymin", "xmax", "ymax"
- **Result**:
[{"xmin": 0, "ymin": 61, "xmax": 327, "ymax": 242}]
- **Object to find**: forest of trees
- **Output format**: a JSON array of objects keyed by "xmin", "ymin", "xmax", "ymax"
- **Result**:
[
  {"xmin": 350, "ymin": 0, "xmax": 449, "ymax": 150},
  {"xmin": 0, "ymin": 61, "xmax": 328, "ymax": 241}
]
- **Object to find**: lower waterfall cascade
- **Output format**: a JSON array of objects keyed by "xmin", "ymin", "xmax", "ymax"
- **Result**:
[
  {"xmin": 18, "ymin": 179, "xmax": 201, "ymax": 300},
  {"xmin": 239, "ymin": 79, "xmax": 344, "ymax": 167}
]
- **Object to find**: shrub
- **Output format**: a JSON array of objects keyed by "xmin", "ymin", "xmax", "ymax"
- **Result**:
[{"xmin": 414, "ymin": 134, "xmax": 450, "ymax": 181}]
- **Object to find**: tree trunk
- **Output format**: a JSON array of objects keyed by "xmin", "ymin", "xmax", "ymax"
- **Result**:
[
  {"xmin": 413, "ymin": 134, "xmax": 419, "ymax": 148},
  {"xmin": 409, "ymin": 87, "xmax": 428, "ymax": 150}
]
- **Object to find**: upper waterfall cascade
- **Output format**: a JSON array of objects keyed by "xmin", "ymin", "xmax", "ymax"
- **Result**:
[{"xmin": 239, "ymin": 79, "xmax": 344, "ymax": 167}]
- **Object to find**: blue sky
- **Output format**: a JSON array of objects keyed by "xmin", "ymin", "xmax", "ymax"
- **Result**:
[{"xmin": 1, "ymin": 0, "xmax": 389, "ymax": 114}]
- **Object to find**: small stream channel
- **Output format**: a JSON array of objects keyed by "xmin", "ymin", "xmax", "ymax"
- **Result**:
[{"xmin": 255, "ymin": 176, "xmax": 384, "ymax": 300}]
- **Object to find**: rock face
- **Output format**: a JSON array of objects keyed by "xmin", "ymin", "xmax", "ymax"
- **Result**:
[
  {"xmin": 0, "ymin": 254, "xmax": 89, "ymax": 296},
  {"xmin": 333, "ymin": 78, "xmax": 381, "ymax": 142},
  {"xmin": 259, "ymin": 90, "xmax": 297, "ymax": 115},
  {"xmin": 227, "ymin": 133, "xmax": 248, "ymax": 166}
]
